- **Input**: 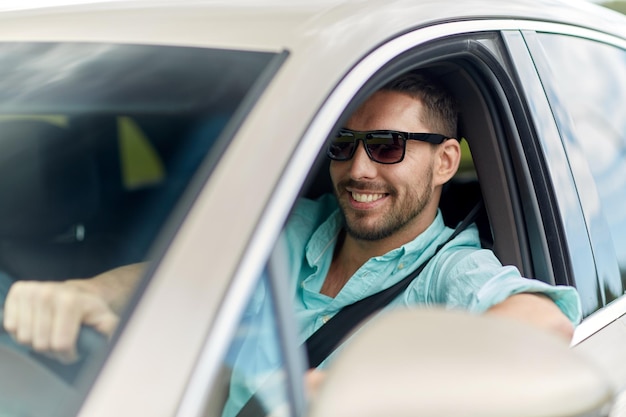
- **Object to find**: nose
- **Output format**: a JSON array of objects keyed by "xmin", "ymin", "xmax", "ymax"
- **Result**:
[{"xmin": 348, "ymin": 140, "xmax": 377, "ymax": 179}]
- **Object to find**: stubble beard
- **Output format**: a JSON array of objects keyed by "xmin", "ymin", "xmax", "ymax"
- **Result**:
[{"xmin": 335, "ymin": 169, "xmax": 434, "ymax": 241}]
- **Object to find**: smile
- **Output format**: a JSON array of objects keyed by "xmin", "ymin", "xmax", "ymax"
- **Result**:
[{"xmin": 351, "ymin": 191, "xmax": 386, "ymax": 203}]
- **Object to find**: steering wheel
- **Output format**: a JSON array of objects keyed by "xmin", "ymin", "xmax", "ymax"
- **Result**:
[
  {"xmin": 0, "ymin": 310, "xmax": 109, "ymax": 416},
  {"xmin": 0, "ymin": 310, "xmax": 108, "ymax": 385}
]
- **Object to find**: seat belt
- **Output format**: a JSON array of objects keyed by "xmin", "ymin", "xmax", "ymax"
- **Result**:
[{"xmin": 304, "ymin": 200, "xmax": 484, "ymax": 368}]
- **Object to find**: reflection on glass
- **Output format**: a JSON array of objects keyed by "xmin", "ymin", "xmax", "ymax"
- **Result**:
[
  {"xmin": 221, "ymin": 272, "xmax": 292, "ymax": 417},
  {"xmin": 537, "ymin": 33, "xmax": 626, "ymax": 308}
]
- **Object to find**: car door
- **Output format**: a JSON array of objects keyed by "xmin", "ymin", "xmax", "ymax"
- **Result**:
[
  {"xmin": 117, "ymin": 20, "xmax": 624, "ymax": 417},
  {"xmin": 194, "ymin": 20, "xmax": 611, "ymax": 417}
]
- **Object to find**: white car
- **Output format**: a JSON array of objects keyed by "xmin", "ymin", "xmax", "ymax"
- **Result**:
[{"xmin": 0, "ymin": 0, "xmax": 625, "ymax": 416}]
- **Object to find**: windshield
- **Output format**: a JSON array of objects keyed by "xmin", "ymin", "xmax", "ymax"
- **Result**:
[{"xmin": 0, "ymin": 41, "xmax": 278, "ymax": 417}]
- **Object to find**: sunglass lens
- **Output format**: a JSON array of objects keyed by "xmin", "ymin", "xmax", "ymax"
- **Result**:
[
  {"xmin": 366, "ymin": 132, "xmax": 405, "ymax": 163},
  {"xmin": 328, "ymin": 131, "xmax": 356, "ymax": 160}
]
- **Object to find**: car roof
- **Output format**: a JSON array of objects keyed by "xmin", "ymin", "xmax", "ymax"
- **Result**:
[{"xmin": 0, "ymin": 0, "xmax": 623, "ymax": 52}]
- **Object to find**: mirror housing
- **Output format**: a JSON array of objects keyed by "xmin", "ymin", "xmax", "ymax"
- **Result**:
[{"xmin": 309, "ymin": 308, "xmax": 614, "ymax": 417}]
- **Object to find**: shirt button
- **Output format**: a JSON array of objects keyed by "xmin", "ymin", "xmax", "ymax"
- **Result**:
[
  {"xmin": 398, "ymin": 263, "xmax": 404, "ymax": 270},
  {"xmin": 322, "ymin": 315, "xmax": 331, "ymax": 323}
]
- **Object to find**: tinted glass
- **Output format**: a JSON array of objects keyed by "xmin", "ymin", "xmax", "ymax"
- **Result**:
[
  {"xmin": 218, "ymin": 272, "xmax": 294, "ymax": 417},
  {"xmin": 0, "ymin": 42, "xmax": 277, "ymax": 416},
  {"xmin": 534, "ymin": 33, "xmax": 626, "ymax": 313}
]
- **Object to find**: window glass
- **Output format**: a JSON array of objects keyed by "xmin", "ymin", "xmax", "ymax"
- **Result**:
[
  {"xmin": 534, "ymin": 33, "xmax": 626, "ymax": 308},
  {"xmin": 0, "ymin": 42, "xmax": 278, "ymax": 416},
  {"xmin": 218, "ymin": 272, "xmax": 293, "ymax": 417}
]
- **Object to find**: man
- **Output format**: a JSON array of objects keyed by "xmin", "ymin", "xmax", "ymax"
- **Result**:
[
  {"xmin": 287, "ymin": 71, "xmax": 579, "ymax": 353},
  {"xmin": 2, "ymin": 71, "xmax": 580, "ymax": 368}
]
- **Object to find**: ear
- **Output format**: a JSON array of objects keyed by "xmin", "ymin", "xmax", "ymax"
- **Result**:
[{"xmin": 434, "ymin": 139, "xmax": 461, "ymax": 186}]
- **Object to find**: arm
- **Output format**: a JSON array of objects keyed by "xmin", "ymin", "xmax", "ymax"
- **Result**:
[
  {"xmin": 2, "ymin": 263, "xmax": 145, "ymax": 363},
  {"xmin": 485, "ymin": 293, "xmax": 574, "ymax": 341},
  {"xmin": 68, "ymin": 263, "xmax": 146, "ymax": 314}
]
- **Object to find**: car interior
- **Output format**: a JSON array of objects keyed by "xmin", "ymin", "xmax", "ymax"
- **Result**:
[
  {"xmin": 0, "ymin": 111, "xmax": 232, "ymax": 417},
  {"xmin": 0, "ymin": 41, "xmax": 272, "ymax": 287},
  {"xmin": 0, "ymin": 113, "xmax": 223, "ymax": 283}
]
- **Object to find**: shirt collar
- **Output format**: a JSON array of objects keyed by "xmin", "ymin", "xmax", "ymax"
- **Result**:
[{"xmin": 305, "ymin": 206, "xmax": 449, "ymax": 267}]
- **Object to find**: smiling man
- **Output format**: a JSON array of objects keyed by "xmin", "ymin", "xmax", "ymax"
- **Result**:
[
  {"xmin": 286, "ymin": 71, "xmax": 580, "ymax": 359},
  {"xmin": 322, "ymin": 90, "xmax": 450, "ymax": 297},
  {"xmin": 226, "ymin": 72, "xmax": 585, "ymax": 411}
]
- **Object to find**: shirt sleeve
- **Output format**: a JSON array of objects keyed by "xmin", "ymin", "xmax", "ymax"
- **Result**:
[{"xmin": 431, "ymin": 246, "xmax": 582, "ymax": 325}]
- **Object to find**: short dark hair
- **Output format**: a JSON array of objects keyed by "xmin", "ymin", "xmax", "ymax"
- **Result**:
[{"xmin": 381, "ymin": 71, "xmax": 458, "ymax": 139}]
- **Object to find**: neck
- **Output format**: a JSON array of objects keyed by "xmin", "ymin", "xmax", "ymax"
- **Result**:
[
  {"xmin": 342, "ymin": 209, "xmax": 436, "ymax": 260},
  {"xmin": 321, "ymin": 207, "xmax": 438, "ymax": 298}
]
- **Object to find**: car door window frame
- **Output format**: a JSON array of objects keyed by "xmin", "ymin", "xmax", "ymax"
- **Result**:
[{"xmin": 502, "ymin": 30, "xmax": 599, "ymax": 308}]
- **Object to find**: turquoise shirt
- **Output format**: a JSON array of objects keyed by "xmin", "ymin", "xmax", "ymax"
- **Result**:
[
  {"xmin": 223, "ymin": 194, "xmax": 582, "ymax": 415},
  {"xmin": 286, "ymin": 194, "xmax": 581, "ymax": 361}
]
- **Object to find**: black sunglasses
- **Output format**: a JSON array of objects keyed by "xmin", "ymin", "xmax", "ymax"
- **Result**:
[{"xmin": 327, "ymin": 128, "xmax": 449, "ymax": 164}]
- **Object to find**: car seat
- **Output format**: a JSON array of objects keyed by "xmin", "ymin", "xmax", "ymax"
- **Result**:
[{"xmin": 0, "ymin": 119, "xmax": 109, "ymax": 280}]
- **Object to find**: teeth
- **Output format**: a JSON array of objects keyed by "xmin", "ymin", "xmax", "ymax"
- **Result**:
[{"xmin": 352, "ymin": 192, "xmax": 385, "ymax": 203}]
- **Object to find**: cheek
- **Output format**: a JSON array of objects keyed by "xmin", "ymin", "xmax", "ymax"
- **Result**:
[
  {"xmin": 329, "ymin": 161, "xmax": 341, "ymax": 184},
  {"xmin": 398, "ymin": 152, "xmax": 433, "ymax": 178},
  {"xmin": 394, "ymin": 158, "xmax": 435, "ymax": 192}
]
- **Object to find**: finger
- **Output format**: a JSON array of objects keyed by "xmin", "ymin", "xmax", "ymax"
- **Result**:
[
  {"xmin": 15, "ymin": 283, "xmax": 35, "ymax": 345},
  {"xmin": 32, "ymin": 294, "xmax": 53, "ymax": 353},
  {"xmin": 305, "ymin": 369, "xmax": 326, "ymax": 401},
  {"xmin": 84, "ymin": 305, "xmax": 119, "ymax": 339},
  {"xmin": 2, "ymin": 282, "xmax": 20, "ymax": 332},
  {"xmin": 49, "ymin": 293, "xmax": 82, "ymax": 363}
]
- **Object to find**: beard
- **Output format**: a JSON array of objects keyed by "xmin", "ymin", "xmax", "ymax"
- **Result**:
[{"xmin": 334, "ymin": 168, "xmax": 434, "ymax": 241}]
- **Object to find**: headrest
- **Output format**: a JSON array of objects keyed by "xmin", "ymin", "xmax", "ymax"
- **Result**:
[{"xmin": 0, "ymin": 120, "xmax": 99, "ymax": 238}]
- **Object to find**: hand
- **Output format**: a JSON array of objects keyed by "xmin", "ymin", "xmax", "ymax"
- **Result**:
[
  {"xmin": 305, "ymin": 369, "xmax": 326, "ymax": 401},
  {"xmin": 2, "ymin": 280, "xmax": 119, "ymax": 363}
]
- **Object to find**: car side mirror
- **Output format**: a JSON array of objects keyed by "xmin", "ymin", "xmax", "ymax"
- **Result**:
[{"xmin": 308, "ymin": 308, "xmax": 614, "ymax": 417}]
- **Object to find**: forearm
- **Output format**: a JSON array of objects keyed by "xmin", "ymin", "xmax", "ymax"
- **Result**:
[
  {"xmin": 66, "ymin": 262, "xmax": 146, "ymax": 314},
  {"xmin": 485, "ymin": 293, "xmax": 574, "ymax": 341}
]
